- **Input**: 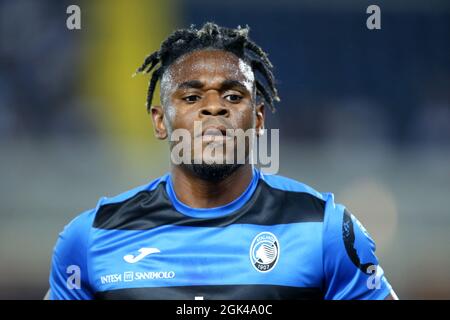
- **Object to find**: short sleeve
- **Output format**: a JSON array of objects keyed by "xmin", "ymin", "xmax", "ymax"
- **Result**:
[
  {"xmin": 49, "ymin": 209, "xmax": 95, "ymax": 300},
  {"xmin": 322, "ymin": 194, "xmax": 393, "ymax": 300}
]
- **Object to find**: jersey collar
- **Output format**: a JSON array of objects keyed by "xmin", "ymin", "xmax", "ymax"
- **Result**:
[{"xmin": 165, "ymin": 167, "xmax": 260, "ymax": 218}]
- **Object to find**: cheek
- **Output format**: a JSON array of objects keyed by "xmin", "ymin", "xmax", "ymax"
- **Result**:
[
  {"xmin": 232, "ymin": 106, "xmax": 255, "ymax": 130},
  {"xmin": 170, "ymin": 108, "xmax": 198, "ymax": 131},
  {"xmin": 164, "ymin": 104, "xmax": 177, "ymax": 122}
]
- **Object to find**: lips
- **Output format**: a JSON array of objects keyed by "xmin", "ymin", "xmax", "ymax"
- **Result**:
[
  {"xmin": 200, "ymin": 125, "xmax": 232, "ymax": 142},
  {"xmin": 202, "ymin": 126, "xmax": 227, "ymax": 137}
]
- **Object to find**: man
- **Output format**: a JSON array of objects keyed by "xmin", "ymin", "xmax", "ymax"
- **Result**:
[{"xmin": 47, "ymin": 22, "xmax": 397, "ymax": 300}]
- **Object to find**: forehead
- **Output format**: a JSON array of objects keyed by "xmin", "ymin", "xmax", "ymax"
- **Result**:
[{"xmin": 166, "ymin": 49, "xmax": 253, "ymax": 86}]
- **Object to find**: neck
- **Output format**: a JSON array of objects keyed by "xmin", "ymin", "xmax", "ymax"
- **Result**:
[{"xmin": 170, "ymin": 164, "xmax": 254, "ymax": 208}]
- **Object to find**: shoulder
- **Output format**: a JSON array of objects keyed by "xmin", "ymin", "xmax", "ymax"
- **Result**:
[
  {"xmin": 60, "ymin": 174, "xmax": 169, "ymax": 236},
  {"xmin": 260, "ymin": 171, "xmax": 336, "ymax": 214},
  {"xmin": 259, "ymin": 171, "xmax": 327, "ymax": 200},
  {"xmin": 96, "ymin": 174, "xmax": 169, "ymax": 208},
  {"xmin": 54, "ymin": 208, "xmax": 96, "ymax": 260},
  {"xmin": 258, "ymin": 171, "xmax": 371, "ymax": 250},
  {"xmin": 261, "ymin": 174, "xmax": 393, "ymax": 299}
]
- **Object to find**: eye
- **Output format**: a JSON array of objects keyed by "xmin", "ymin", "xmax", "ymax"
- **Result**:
[
  {"xmin": 183, "ymin": 95, "xmax": 201, "ymax": 103},
  {"xmin": 225, "ymin": 94, "xmax": 243, "ymax": 103}
]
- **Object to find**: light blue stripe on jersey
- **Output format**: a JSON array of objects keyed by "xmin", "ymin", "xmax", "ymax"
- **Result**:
[{"xmin": 91, "ymin": 222, "xmax": 323, "ymax": 292}]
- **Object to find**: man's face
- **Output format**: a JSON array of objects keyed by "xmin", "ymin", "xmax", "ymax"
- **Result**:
[{"xmin": 151, "ymin": 49, "xmax": 264, "ymax": 180}]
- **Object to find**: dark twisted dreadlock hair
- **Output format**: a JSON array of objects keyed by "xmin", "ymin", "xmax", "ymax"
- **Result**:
[{"xmin": 135, "ymin": 22, "xmax": 280, "ymax": 113}]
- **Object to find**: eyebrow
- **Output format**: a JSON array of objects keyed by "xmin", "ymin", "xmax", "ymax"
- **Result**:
[{"xmin": 176, "ymin": 79, "xmax": 250, "ymax": 93}]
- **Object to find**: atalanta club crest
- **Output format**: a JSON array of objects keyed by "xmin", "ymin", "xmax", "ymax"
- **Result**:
[{"xmin": 249, "ymin": 232, "xmax": 280, "ymax": 273}]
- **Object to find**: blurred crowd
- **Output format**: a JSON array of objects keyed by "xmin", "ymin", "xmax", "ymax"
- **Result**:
[{"xmin": 0, "ymin": 0, "xmax": 449, "ymax": 147}]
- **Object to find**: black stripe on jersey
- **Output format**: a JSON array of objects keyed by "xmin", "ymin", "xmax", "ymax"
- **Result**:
[
  {"xmin": 93, "ymin": 180, "xmax": 325, "ymax": 230},
  {"xmin": 342, "ymin": 209, "xmax": 376, "ymax": 275},
  {"xmin": 95, "ymin": 284, "xmax": 323, "ymax": 300}
]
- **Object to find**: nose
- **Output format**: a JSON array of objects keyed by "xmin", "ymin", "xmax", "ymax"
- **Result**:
[{"xmin": 199, "ymin": 93, "xmax": 230, "ymax": 118}]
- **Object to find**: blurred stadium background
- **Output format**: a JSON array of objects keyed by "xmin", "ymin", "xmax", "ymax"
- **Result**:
[{"xmin": 0, "ymin": 0, "xmax": 449, "ymax": 299}]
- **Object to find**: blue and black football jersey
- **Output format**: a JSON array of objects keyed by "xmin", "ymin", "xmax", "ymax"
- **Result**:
[{"xmin": 49, "ymin": 168, "xmax": 393, "ymax": 300}]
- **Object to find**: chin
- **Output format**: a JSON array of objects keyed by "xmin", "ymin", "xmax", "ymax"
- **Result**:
[{"xmin": 184, "ymin": 163, "xmax": 242, "ymax": 182}]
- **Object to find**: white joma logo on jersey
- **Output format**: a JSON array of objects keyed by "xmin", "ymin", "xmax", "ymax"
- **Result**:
[{"xmin": 123, "ymin": 247, "xmax": 160, "ymax": 263}]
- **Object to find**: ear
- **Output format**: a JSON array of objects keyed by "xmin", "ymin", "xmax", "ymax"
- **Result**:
[
  {"xmin": 150, "ymin": 105, "xmax": 168, "ymax": 139},
  {"xmin": 255, "ymin": 102, "xmax": 265, "ymax": 136}
]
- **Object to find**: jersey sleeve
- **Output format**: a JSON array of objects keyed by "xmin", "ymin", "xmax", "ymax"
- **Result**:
[
  {"xmin": 322, "ymin": 194, "xmax": 393, "ymax": 300},
  {"xmin": 49, "ymin": 209, "xmax": 96, "ymax": 300}
]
